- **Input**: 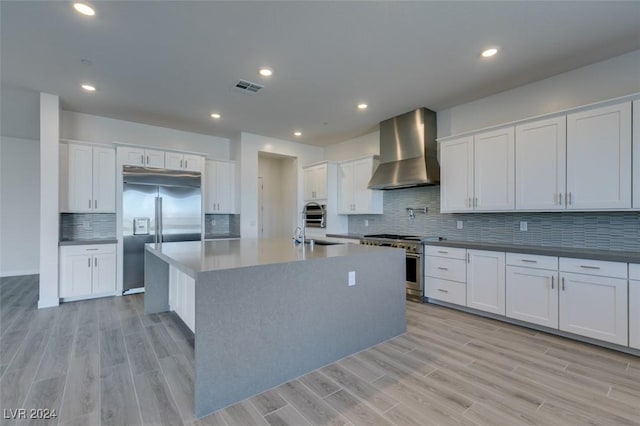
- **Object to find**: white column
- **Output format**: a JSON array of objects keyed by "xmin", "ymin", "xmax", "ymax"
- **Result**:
[{"xmin": 38, "ymin": 93, "xmax": 59, "ymax": 308}]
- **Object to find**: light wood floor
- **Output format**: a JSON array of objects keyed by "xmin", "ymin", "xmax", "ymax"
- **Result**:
[{"xmin": 1, "ymin": 275, "xmax": 639, "ymax": 425}]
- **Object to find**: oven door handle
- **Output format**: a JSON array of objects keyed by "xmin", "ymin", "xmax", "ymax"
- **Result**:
[{"xmin": 405, "ymin": 253, "xmax": 421, "ymax": 259}]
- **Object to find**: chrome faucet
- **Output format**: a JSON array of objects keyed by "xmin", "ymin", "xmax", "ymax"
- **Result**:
[{"xmin": 293, "ymin": 226, "xmax": 305, "ymax": 245}]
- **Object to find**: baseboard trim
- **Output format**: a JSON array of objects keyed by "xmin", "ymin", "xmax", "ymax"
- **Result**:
[{"xmin": 0, "ymin": 269, "xmax": 39, "ymax": 278}]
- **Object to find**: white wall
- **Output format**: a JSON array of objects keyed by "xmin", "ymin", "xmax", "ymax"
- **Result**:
[
  {"xmin": 0, "ymin": 136, "xmax": 40, "ymax": 276},
  {"xmin": 324, "ymin": 130, "xmax": 380, "ymax": 162},
  {"xmin": 61, "ymin": 111, "xmax": 231, "ymax": 159},
  {"xmin": 437, "ymin": 50, "xmax": 640, "ymax": 137},
  {"xmin": 1, "ymin": 84, "xmax": 40, "ymax": 140},
  {"xmin": 239, "ymin": 132, "xmax": 323, "ymax": 238}
]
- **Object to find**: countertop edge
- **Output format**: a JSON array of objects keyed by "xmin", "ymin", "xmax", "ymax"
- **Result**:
[
  {"xmin": 325, "ymin": 233, "xmax": 363, "ymax": 240},
  {"xmin": 59, "ymin": 239, "xmax": 118, "ymax": 246},
  {"xmin": 421, "ymin": 240, "xmax": 640, "ymax": 264}
]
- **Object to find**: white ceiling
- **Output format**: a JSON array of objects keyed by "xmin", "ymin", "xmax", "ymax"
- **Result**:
[{"xmin": 2, "ymin": 1, "xmax": 639, "ymax": 146}]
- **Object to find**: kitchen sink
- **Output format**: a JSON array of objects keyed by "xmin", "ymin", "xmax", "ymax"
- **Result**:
[{"xmin": 304, "ymin": 239, "xmax": 344, "ymax": 246}]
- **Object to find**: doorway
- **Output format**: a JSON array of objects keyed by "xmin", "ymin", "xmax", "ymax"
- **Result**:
[{"xmin": 258, "ymin": 153, "xmax": 297, "ymax": 238}]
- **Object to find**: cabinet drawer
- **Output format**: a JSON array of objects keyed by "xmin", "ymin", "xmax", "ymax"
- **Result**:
[
  {"xmin": 629, "ymin": 263, "xmax": 640, "ymax": 281},
  {"xmin": 425, "ymin": 277, "xmax": 466, "ymax": 305},
  {"xmin": 506, "ymin": 253, "xmax": 558, "ymax": 270},
  {"xmin": 60, "ymin": 244, "xmax": 116, "ymax": 256},
  {"xmin": 424, "ymin": 256, "xmax": 466, "ymax": 282},
  {"xmin": 559, "ymin": 257, "xmax": 627, "ymax": 279},
  {"xmin": 424, "ymin": 245, "xmax": 466, "ymax": 260}
]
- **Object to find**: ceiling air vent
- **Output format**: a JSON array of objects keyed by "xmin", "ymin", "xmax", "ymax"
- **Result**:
[{"xmin": 234, "ymin": 79, "xmax": 263, "ymax": 95}]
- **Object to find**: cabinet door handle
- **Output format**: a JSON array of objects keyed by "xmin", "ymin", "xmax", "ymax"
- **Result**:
[
  {"xmin": 558, "ymin": 192, "xmax": 562, "ymax": 205},
  {"xmin": 89, "ymin": 199, "xmax": 92, "ymax": 209},
  {"xmin": 437, "ymin": 289, "xmax": 449, "ymax": 293},
  {"xmin": 185, "ymin": 160, "xmax": 188, "ymax": 169},
  {"xmin": 95, "ymin": 257, "xmax": 98, "ymax": 267},
  {"xmin": 141, "ymin": 154, "xmax": 144, "ymax": 164},
  {"xmin": 86, "ymin": 248, "xmax": 98, "ymax": 251},
  {"xmin": 580, "ymin": 265, "xmax": 600, "ymax": 270},
  {"xmin": 568, "ymin": 192, "xmax": 572, "ymax": 205},
  {"xmin": 147, "ymin": 155, "xmax": 150, "ymax": 165},
  {"xmin": 180, "ymin": 159, "xmax": 184, "ymax": 168},
  {"xmin": 437, "ymin": 250, "xmax": 448, "ymax": 254},
  {"xmin": 94, "ymin": 200, "xmax": 97, "ymax": 209},
  {"xmin": 551, "ymin": 275, "xmax": 554, "ymax": 289},
  {"xmin": 88, "ymin": 257, "xmax": 91, "ymax": 267},
  {"xmin": 474, "ymin": 197, "xmax": 478, "ymax": 208},
  {"xmin": 467, "ymin": 252, "xmax": 470, "ymax": 263},
  {"xmin": 562, "ymin": 277, "xmax": 565, "ymax": 291},
  {"xmin": 437, "ymin": 267, "xmax": 449, "ymax": 271},
  {"xmin": 521, "ymin": 259, "xmax": 537, "ymax": 263}
]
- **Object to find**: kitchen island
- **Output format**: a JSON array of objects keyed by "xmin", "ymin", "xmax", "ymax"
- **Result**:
[{"xmin": 144, "ymin": 238, "xmax": 406, "ymax": 418}]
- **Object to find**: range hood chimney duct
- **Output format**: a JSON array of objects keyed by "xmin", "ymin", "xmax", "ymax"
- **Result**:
[{"xmin": 367, "ymin": 108, "xmax": 440, "ymax": 190}]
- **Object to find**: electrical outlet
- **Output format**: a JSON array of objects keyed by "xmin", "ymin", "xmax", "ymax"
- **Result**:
[
  {"xmin": 456, "ymin": 220, "xmax": 463, "ymax": 230},
  {"xmin": 348, "ymin": 271, "xmax": 356, "ymax": 286},
  {"xmin": 364, "ymin": 220, "xmax": 369, "ymax": 227},
  {"xmin": 211, "ymin": 219, "xmax": 216, "ymax": 226},
  {"xmin": 520, "ymin": 221, "xmax": 528, "ymax": 231}
]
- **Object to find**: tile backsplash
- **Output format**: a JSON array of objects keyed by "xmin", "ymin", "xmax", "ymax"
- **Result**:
[
  {"xmin": 204, "ymin": 214, "xmax": 240, "ymax": 236},
  {"xmin": 348, "ymin": 186, "xmax": 640, "ymax": 252},
  {"xmin": 60, "ymin": 213, "xmax": 117, "ymax": 241}
]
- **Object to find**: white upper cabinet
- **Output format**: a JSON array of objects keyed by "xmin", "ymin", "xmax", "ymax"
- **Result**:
[
  {"xmin": 633, "ymin": 100, "xmax": 639, "ymax": 209},
  {"xmin": 205, "ymin": 160, "xmax": 235, "ymax": 214},
  {"xmin": 303, "ymin": 163, "xmax": 328, "ymax": 201},
  {"xmin": 64, "ymin": 143, "xmax": 115, "ymax": 213},
  {"xmin": 440, "ymin": 128, "xmax": 514, "ymax": 212},
  {"xmin": 166, "ymin": 152, "xmax": 204, "ymax": 172},
  {"xmin": 566, "ymin": 102, "xmax": 632, "ymax": 209},
  {"xmin": 338, "ymin": 157, "xmax": 383, "ymax": 214},
  {"xmin": 440, "ymin": 136, "xmax": 474, "ymax": 212},
  {"xmin": 515, "ymin": 117, "xmax": 566, "ymax": 210},
  {"xmin": 118, "ymin": 146, "xmax": 165, "ymax": 168},
  {"xmin": 474, "ymin": 127, "xmax": 515, "ymax": 211}
]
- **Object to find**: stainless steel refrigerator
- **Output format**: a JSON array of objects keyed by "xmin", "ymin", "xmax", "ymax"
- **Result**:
[{"xmin": 122, "ymin": 166, "xmax": 202, "ymax": 292}]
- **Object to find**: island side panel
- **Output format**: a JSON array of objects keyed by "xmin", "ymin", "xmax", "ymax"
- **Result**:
[
  {"xmin": 194, "ymin": 248, "xmax": 405, "ymax": 417},
  {"xmin": 144, "ymin": 250, "xmax": 170, "ymax": 314}
]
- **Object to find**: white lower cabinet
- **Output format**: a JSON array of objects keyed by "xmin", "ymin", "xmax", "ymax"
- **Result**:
[
  {"xmin": 424, "ymin": 246, "xmax": 467, "ymax": 306},
  {"xmin": 169, "ymin": 265, "xmax": 195, "ymax": 332},
  {"xmin": 629, "ymin": 264, "xmax": 639, "ymax": 349},
  {"xmin": 559, "ymin": 270, "xmax": 628, "ymax": 346},
  {"xmin": 59, "ymin": 244, "xmax": 116, "ymax": 299},
  {"xmin": 506, "ymin": 265, "xmax": 558, "ymax": 328},
  {"xmin": 467, "ymin": 250, "xmax": 505, "ymax": 315}
]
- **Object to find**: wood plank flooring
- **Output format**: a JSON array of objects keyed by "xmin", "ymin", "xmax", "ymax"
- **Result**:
[{"xmin": 1, "ymin": 274, "xmax": 639, "ymax": 425}]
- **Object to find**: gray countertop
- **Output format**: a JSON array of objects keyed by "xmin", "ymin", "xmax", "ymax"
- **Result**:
[
  {"xmin": 421, "ymin": 239, "xmax": 640, "ymax": 264},
  {"xmin": 59, "ymin": 239, "xmax": 117, "ymax": 246},
  {"xmin": 145, "ymin": 238, "xmax": 400, "ymax": 277}
]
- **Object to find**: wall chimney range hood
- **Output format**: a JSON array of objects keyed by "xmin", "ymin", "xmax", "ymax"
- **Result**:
[{"xmin": 367, "ymin": 108, "xmax": 440, "ymax": 190}]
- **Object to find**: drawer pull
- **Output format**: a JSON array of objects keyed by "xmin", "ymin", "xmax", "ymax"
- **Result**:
[
  {"xmin": 551, "ymin": 275, "xmax": 554, "ymax": 289},
  {"xmin": 85, "ymin": 248, "xmax": 99, "ymax": 251},
  {"xmin": 437, "ymin": 250, "xmax": 449, "ymax": 254},
  {"xmin": 580, "ymin": 265, "xmax": 600, "ymax": 270},
  {"xmin": 562, "ymin": 277, "xmax": 565, "ymax": 291},
  {"xmin": 437, "ymin": 267, "xmax": 449, "ymax": 271},
  {"xmin": 521, "ymin": 259, "xmax": 537, "ymax": 263},
  {"xmin": 437, "ymin": 289, "xmax": 449, "ymax": 293}
]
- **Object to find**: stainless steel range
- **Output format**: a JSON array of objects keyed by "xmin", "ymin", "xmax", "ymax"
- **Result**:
[{"xmin": 360, "ymin": 234, "xmax": 424, "ymax": 302}]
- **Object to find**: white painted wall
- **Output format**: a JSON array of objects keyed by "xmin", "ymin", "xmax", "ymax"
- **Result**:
[
  {"xmin": 61, "ymin": 111, "xmax": 231, "ymax": 159},
  {"xmin": 39, "ymin": 93, "xmax": 59, "ymax": 308},
  {"xmin": 437, "ymin": 50, "xmax": 640, "ymax": 138},
  {"xmin": 324, "ymin": 131, "xmax": 380, "ymax": 161},
  {"xmin": 239, "ymin": 132, "xmax": 323, "ymax": 238},
  {"xmin": 0, "ymin": 137, "xmax": 40, "ymax": 276},
  {"xmin": 1, "ymin": 84, "xmax": 40, "ymax": 140}
]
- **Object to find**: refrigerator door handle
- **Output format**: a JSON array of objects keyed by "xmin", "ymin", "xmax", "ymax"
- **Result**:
[{"xmin": 158, "ymin": 197, "xmax": 163, "ymax": 243}]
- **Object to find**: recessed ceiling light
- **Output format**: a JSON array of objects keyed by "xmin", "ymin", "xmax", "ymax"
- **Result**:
[
  {"xmin": 293, "ymin": 131, "xmax": 302, "ymax": 137},
  {"xmin": 210, "ymin": 113, "xmax": 221, "ymax": 119},
  {"xmin": 357, "ymin": 103, "xmax": 368, "ymax": 110},
  {"xmin": 481, "ymin": 48, "xmax": 498, "ymax": 58},
  {"xmin": 258, "ymin": 67, "xmax": 273, "ymax": 77},
  {"xmin": 73, "ymin": 2, "xmax": 95, "ymax": 16},
  {"xmin": 81, "ymin": 84, "xmax": 96, "ymax": 92}
]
